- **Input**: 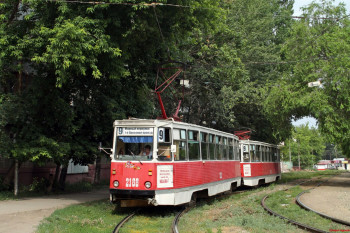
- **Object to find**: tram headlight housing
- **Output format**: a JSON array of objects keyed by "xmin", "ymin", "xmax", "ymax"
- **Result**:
[
  {"xmin": 113, "ymin": 180, "xmax": 119, "ymax": 188},
  {"xmin": 145, "ymin": 181, "xmax": 152, "ymax": 189}
]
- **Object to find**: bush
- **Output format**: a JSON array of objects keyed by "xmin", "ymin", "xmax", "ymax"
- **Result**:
[{"xmin": 0, "ymin": 176, "xmax": 10, "ymax": 191}]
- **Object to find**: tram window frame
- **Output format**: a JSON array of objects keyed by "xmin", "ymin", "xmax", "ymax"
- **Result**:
[
  {"xmin": 157, "ymin": 127, "xmax": 172, "ymax": 161},
  {"xmin": 239, "ymin": 146, "xmax": 242, "ymax": 161},
  {"xmin": 188, "ymin": 130, "xmax": 200, "ymax": 161},
  {"xmin": 273, "ymin": 148, "xmax": 278, "ymax": 162},
  {"xmin": 256, "ymin": 145, "xmax": 261, "ymax": 162},
  {"xmin": 242, "ymin": 144, "xmax": 250, "ymax": 162},
  {"xmin": 200, "ymin": 132, "xmax": 209, "ymax": 160},
  {"xmin": 235, "ymin": 140, "xmax": 239, "ymax": 160},
  {"xmin": 250, "ymin": 144, "xmax": 257, "ymax": 162},
  {"xmin": 216, "ymin": 136, "xmax": 223, "ymax": 160},
  {"xmin": 229, "ymin": 138, "xmax": 234, "ymax": 160},
  {"xmin": 173, "ymin": 128, "xmax": 187, "ymax": 161},
  {"xmin": 209, "ymin": 134, "xmax": 216, "ymax": 160},
  {"xmin": 262, "ymin": 146, "xmax": 266, "ymax": 162},
  {"xmin": 270, "ymin": 147, "xmax": 273, "ymax": 162},
  {"xmin": 222, "ymin": 137, "xmax": 229, "ymax": 160}
]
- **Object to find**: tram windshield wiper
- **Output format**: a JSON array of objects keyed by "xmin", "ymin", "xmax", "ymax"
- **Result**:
[{"xmin": 128, "ymin": 149, "xmax": 143, "ymax": 165}]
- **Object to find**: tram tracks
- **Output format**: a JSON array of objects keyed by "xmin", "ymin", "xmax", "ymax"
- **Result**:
[
  {"xmin": 261, "ymin": 177, "xmax": 350, "ymax": 233},
  {"xmin": 112, "ymin": 205, "xmax": 194, "ymax": 233},
  {"xmin": 296, "ymin": 184, "xmax": 350, "ymax": 227},
  {"xmin": 112, "ymin": 209, "xmax": 139, "ymax": 233},
  {"xmin": 111, "ymin": 186, "xmax": 256, "ymax": 233},
  {"xmin": 113, "ymin": 178, "xmax": 343, "ymax": 233}
]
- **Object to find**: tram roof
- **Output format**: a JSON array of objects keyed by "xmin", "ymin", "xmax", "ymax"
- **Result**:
[{"xmin": 113, "ymin": 118, "xmax": 238, "ymax": 139}]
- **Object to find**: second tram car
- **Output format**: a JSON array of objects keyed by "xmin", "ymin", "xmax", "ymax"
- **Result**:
[
  {"xmin": 110, "ymin": 118, "xmax": 241, "ymax": 207},
  {"xmin": 239, "ymin": 140, "xmax": 281, "ymax": 186}
]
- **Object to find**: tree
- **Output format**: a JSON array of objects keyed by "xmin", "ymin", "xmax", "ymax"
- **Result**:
[
  {"xmin": 182, "ymin": 0, "xmax": 294, "ymax": 142},
  {"xmin": 0, "ymin": 0, "xmax": 225, "ymax": 191},
  {"xmin": 264, "ymin": 0, "xmax": 350, "ymax": 156},
  {"xmin": 280, "ymin": 124, "xmax": 325, "ymax": 168}
]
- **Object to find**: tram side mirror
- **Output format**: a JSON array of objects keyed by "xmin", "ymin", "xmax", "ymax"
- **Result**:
[{"xmin": 171, "ymin": 145, "xmax": 176, "ymax": 153}]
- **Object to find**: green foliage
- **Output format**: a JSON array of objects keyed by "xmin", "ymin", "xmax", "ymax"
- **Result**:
[
  {"xmin": 0, "ymin": 0, "xmax": 228, "ymax": 188},
  {"xmin": 182, "ymin": 0, "xmax": 294, "ymax": 143},
  {"xmin": 280, "ymin": 124, "xmax": 326, "ymax": 168},
  {"xmin": 264, "ymin": 0, "xmax": 350, "ymax": 155}
]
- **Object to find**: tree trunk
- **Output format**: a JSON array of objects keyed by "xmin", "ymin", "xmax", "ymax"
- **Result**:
[
  {"xmin": 47, "ymin": 163, "xmax": 61, "ymax": 192},
  {"xmin": 14, "ymin": 159, "xmax": 18, "ymax": 196},
  {"xmin": 94, "ymin": 154, "xmax": 101, "ymax": 184},
  {"xmin": 58, "ymin": 163, "xmax": 68, "ymax": 190}
]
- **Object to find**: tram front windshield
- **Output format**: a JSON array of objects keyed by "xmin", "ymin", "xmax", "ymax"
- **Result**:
[{"xmin": 115, "ymin": 136, "xmax": 153, "ymax": 161}]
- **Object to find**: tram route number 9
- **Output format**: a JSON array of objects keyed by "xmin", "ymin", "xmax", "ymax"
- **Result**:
[
  {"xmin": 158, "ymin": 128, "xmax": 165, "ymax": 142},
  {"xmin": 125, "ymin": 178, "xmax": 139, "ymax": 188}
]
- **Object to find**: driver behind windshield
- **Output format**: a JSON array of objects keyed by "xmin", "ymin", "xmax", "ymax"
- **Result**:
[{"xmin": 140, "ymin": 145, "xmax": 153, "ymax": 159}]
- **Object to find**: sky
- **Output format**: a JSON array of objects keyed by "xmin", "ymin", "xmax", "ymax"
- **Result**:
[
  {"xmin": 293, "ymin": 0, "xmax": 349, "ymax": 15},
  {"xmin": 292, "ymin": 117, "xmax": 318, "ymax": 128},
  {"xmin": 291, "ymin": 0, "xmax": 348, "ymax": 129}
]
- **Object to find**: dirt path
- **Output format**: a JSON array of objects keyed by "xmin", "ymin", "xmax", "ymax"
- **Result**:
[
  {"xmin": 0, "ymin": 188, "xmax": 109, "ymax": 233},
  {"xmin": 299, "ymin": 172, "xmax": 350, "ymax": 222}
]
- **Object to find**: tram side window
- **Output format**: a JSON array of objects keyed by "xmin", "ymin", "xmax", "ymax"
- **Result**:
[
  {"xmin": 256, "ymin": 145, "xmax": 261, "ymax": 162},
  {"xmin": 216, "ymin": 136, "xmax": 223, "ymax": 160},
  {"xmin": 201, "ymin": 133, "xmax": 209, "ymax": 160},
  {"xmin": 277, "ymin": 149, "xmax": 280, "ymax": 162},
  {"xmin": 173, "ymin": 129, "xmax": 187, "ymax": 161},
  {"xmin": 250, "ymin": 144, "xmax": 258, "ymax": 162},
  {"xmin": 223, "ymin": 138, "xmax": 229, "ymax": 160},
  {"xmin": 229, "ymin": 138, "xmax": 234, "ymax": 160},
  {"xmin": 273, "ymin": 148, "xmax": 278, "ymax": 162},
  {"xmin": 266, "ymin": 147, "xmax": 271, "ymax": 162},
  {"xmin": 209, "ymin": 134, "xmax": 216, "ymax": 160},
  {"xmin": 261, "ymin": 146, "xmax": 266, "ymax": 162},
  {"xmin": 243, "ymin": 144, "xmax": 250, "ymax": 162},
  {"xmin": 235, "ymin": 140, "xmax": 240, "ymax": 160},
  {"xmin": 239, "ymin": 146, "xmax": 242, "ymax": 161},
  {"xmin": 188, "ymin": 131, "xmax": 200, "ymax": 160},
  {"xmin": 270, "ymin": 148, "xmax": 273, "ymax": 162},
  {"xmin": 158, "ymin": 128, "xmax": 171, "ymax": 161}
]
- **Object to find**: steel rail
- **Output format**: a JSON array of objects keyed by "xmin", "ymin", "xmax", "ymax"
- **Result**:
[
  {"xmin": 113, "ymin": 210, "xmax": 138, "ymax": 233},
  {"xmin": 261, "ymin": 177, "xmax": 342, "ymax": 233},
  {"xmin": 296, "ymin": 186, "xmax": 350, "ymax": 227},
  {"xmin": 261, "ymin": 195, "xmax": 328, "ymax": 233},
  {"xmin": 172, "ymin": 206, "xmax": 194, "ymax": 233}
]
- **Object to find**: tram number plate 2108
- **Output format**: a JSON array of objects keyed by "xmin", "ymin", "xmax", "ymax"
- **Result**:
[{"xmin": 125, "ymin": 178, "xmax": 139, "ymax": 187}]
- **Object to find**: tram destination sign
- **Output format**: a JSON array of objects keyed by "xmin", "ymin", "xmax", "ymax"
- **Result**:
[{"xmin": 118, "ymin": 127, "xmax": 154, "ymax": 136}]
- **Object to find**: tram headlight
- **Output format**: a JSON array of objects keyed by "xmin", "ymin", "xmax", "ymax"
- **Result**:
[
  {"xmin": 113, "ymin": 180, "xmax": 119, "ymax": 188},
  {"xmin": 144, "ymin": 181, "xmax": 152, "ymax": 189}
]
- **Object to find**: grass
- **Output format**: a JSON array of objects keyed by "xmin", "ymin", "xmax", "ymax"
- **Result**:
[
  {"xmin": 278, "ymin": 169, "xmax": 345, "ymax": 184},
  {"xmin": 37, "ymin": 201, "xmax": 178, "ymax": 233},
  {"xmin": 178, "ymin": 186, "xmax": 303, "ymax": 233},
  {"xmin": 37, "ymin": 200, "xmax": 119, "ymax": 233},
  {"xmin": 36, "ymin": 170, "xmax": 348, "ymax": 233}
]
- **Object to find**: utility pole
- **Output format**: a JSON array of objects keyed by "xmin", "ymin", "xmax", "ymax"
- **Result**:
[
  {"xmin": 289, "ymin": 139, "xmax": 292, "ymax": 163},
  {"xmin": 298, "ymin": 142, "xmax": 300, "ymax": 170}
]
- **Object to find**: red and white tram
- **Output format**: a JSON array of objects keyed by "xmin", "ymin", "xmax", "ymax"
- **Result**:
[
  {"xmin": 239, "ymin": 140, "xmax": 281, "ymax": 186},
  {"xmin": 109, "ymin": 118, "xmax": 241, "ymax": 207}
]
